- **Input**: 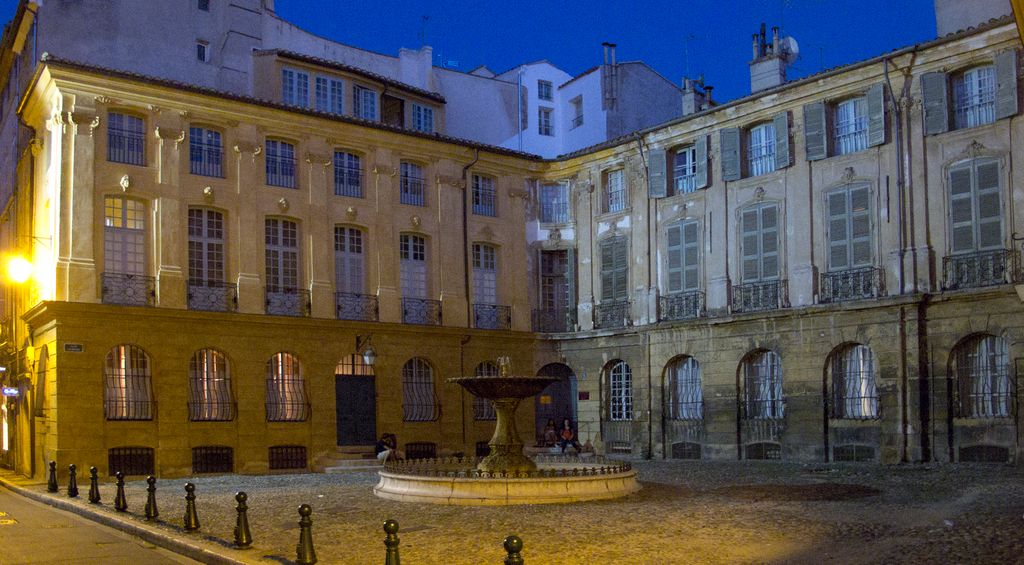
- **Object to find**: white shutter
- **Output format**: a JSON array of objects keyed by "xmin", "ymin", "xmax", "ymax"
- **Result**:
[
  {"xmin": 995, "ymin": 49, "xmax": 1019, "ymax": 120},
  {"xmin": 720, "ymin": 128, "xmax": 741, "ymax": 181},
  {"xmin": 921, "ymin": 72, "xmax": 949, "ymax": 135},
  {"xmin": 948, "ymin": 165, "xmax": 975, "ymax": 253},
  {"xmin": 773, "ymin": 112, "xmax": 790, "ymax": 170},
  {"xmin": 648, "ymin": 148, "xmax": 667, "ymax": 198},
  {"xmin": 866, "ymin": 83, "xmax": 886, "ymax": 147},
  {"xmin": 694, "ymin": 135, "xmax": 709, "ymax": 189},
  {"xmin": 803, "ymin": 102, "xmax": 827, "ymax": 161}
]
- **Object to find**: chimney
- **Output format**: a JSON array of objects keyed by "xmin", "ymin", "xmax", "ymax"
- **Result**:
[
  {"xmin": 681, "ymin": 76, "xmax": 707, "ymax": 116},
  {"xmin": 748, "ymin": 22, "xmax": 791, "ymax": 93}
]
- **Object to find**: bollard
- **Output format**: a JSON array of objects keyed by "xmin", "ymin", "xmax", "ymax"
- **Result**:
[
  {"xmin": 46, "ymin": 461, "xmax": 58, "ymax": 493},
  {"xmin": 233, "ymin": 492, "xmax": 252, "ymax": 548},
  {"xmin": 183, "ymin": 483, "xmax": 200, "ymax": 532},
  {"xmin": 144, "ymin": 476, "xmax": 159, "ymax": 520},
  {"xmin": 383, "ymin": 519, "xmax": 400, "ymax": 565},
  {"xmin": 67, "ymin": 464, "xmax": 79, "ymax": 498},
  {"xmin": 295, "ymin": 504, "xmax": 317, "ymax": 565},
  {"xmin": 114, "ymin": 471, "xmax": 128, "ymax": 512},
  {"xmin": 503, "ymin": 535, "xmax": 524, "ymax": 565},
  {"xmin": 88, "ymin": 467, "xmax": 101, "ymax": 504}
]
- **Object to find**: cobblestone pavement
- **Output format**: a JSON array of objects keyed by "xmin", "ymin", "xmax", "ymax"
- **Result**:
[{"xmin": 20, "ymin": 461, "xmax": 1024, "ymax": 564}]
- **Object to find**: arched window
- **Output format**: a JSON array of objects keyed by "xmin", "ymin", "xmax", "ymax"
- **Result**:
[
  {"xmin": 472, "ymin": 361, "xmax": 498, "ymax": 420},
  {"xmin": 829, "ymin": 344, "xmax": 879, "ymax": 419},
  {"xmin": 265, "ymin": 352, "xmax": 308, "ymax": 421},
  {"xmin": 953, "ymin": 335, "xmax": 1013, "ymax": 418},
  {"xmin": 402, "ymin": 358, "xmax": 437, "ymax": 421},
  {"xmin": 741, "ymin": 350, "xmax": 783, "ymax": 420},
  {"xmin": 608, "ymin": 360, "xmax": 633, "ymax": 421},
  {"xmin": 336, "ymin": 354, "xmax": 374, "ymax": 376},
  {"xmin": 104, "ymin": 344, "xmax": 153, "ymax": 420},
  {"xmin": 188, "ymin": 349, "xmax": 234, "ymax": 421},
  {"xmin": 667, "ymin": 357, "xmax": 702, "ymax": 420}
]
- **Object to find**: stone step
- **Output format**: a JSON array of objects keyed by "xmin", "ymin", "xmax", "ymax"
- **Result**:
[{"xmin": 323, "ymin": 459, "xmax": 382, "ymax": 473}]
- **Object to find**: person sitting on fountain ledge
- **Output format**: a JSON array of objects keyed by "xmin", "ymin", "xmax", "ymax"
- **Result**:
[
  {"xmin": 558, "ymin": 418, "xmax": 583, "ymax": 454},
  {"xmin": 376, "ymin": 433, "xmax": 404, "ymax": 462}
]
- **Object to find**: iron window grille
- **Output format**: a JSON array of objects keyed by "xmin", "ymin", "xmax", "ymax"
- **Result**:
[
  {"xmin": 265, "ymin": 139, "xmax": 297, "ymax": 188},
  {"xmin": 269, "ymin": 446, "xmax": 308, "ymax": 470},
  {"xmin": 834, "ymin": 97, "xmax": 869, "ymax": 155},
  {"xmin": 333, "ymin": 151, "xmax": 362, "ymax": 197},
  {"xmin": 400, "ymin": 162, "xmax": 426, "ymax": 206},
  {"xmin": 189, "ymin": 127, "xmax": 223, "ymax": 177},
  {"xmin": 531, "ymin": 308, "xmax": 577, "ymax": 333},
  {"xmin": 667, "ymin": 357, "xmax": 703, "ymax": 420},
  {"xmin": 953, "ymin": 65, "xmax": 996, "ymax": 130},
  {"xmin": 336, "ymin": 292, "xmax": 378, "ymax": 321},
  {"xmin": 107, "ymin": 447, "xmax": 154, "ymax": 477},
  {"xmin": 604, "ymin": 169, "xmax": 626, "ymax": 213},
  {"xmin": 107, "ymin": 112, "xmax": 145, "ymax": 165},
  {"xmin": 608, "ymin": 361, "xmax": 633, "ymax": 421},
  {"xmin": 404, "ymin": 442, "xmax": 437, "ymax": 460},
  {"xmin": 829, "ymin": 344, "xmax": 880, "ymax": 419},
  {"xmin": 820, "ymin": 267, "xmax": 884, "ymax": 303},
  {"xmin": 265, "ymin": 352, "xmax": 310, "ymax": 422},
  {"xmin": 954, "ymin": 335, "xmax": 1014, "ymax": 419},
  {"xmin": 747, "ymin": 122, "xmax": 776, "ymax": 176},
  {"xmin": 472, "ymin": 361, "xmax": 498, "ymax": 420},
  {"xmin": 571, "ymin": 114, "xmax": 584, "ymax": 128},
  {"xmin": 473, "ymin": 304, "xmax": 511, "ymax": 330},
  {"xmin": 594, "ymin": 301, "xmax": 630, "ymax": 329},
  {"xmin": 472, "ymin": 174, "xmax": 497, "ymax": 216},
  {"xmin": 539, "ymin": 183, "xmax": 569, "ymax": 223},
  {"xmin": 192, "ymin": 446, "xmax": 233, "ymax": 474},
  {"xmin": 102, "ymin": 273, "xmax": 156, "ymax": 307},
  {"xmin": 943, "ymin": 249, "xmax": 1020, "ymax": 290},
  {"xmin": 402, "ymin": 297, "xmax": 441, "ymax": 326},
  {"xmin": 104, "ymin": 344, "xmax": 154, "ymax": 420},
  {"xmin": 188, "ymin": 281, "xmax": 238, "ymax": 312},
  {"xmin": 658, "ymin": 291, "xmax": 705, "ymax": 321},
  {"xmin": 402, "ymin": 358, "xmax": 439, "ymax": 422},
  {"xmin": 731, "ymin": 280, "xmax": 789, "ymax": 314},
  {"xmin": 741, "ymin": 351, "xmax": 784, "ymax": 420},
  {"xmin": 673, "ymin": 145, "xmax": 698, "ymax": 194},
  {"xmin": 265, "ymin": 287, "xmax": 311, "ymax": 317},
  {"xmin": 188, "ymin": 349, "xmax": 234, "ymax": 421}
]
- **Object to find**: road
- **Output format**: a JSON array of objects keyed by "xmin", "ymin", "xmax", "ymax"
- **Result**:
[{"xmin": 0, "ymin": 486, "xmax": 198, "ymax": 564}]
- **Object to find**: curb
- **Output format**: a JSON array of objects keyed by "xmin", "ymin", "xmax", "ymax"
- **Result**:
[{"xmin": 0, "ymin": 477, "xmax": 249, "ymax": 565}]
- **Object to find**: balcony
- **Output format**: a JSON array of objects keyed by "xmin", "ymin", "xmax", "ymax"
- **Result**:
[
  {"xmin": 265, "ymin": 287, "xmax": 311, "ymax": 317},
  {"xmin": 402, "ymin": 297, "xmax": 442, "ymax": 326},
  {"xmin": 658, "ymin": 291, "xmax": 705, "ymax": 321},
  {"xmin": 336, "ymin": 292, "xmax": 378, "ymax": 322},
  {"xmin": 571, "ymin": 114, "xmax": 584, "ymax": 129},
  {"xmin": 943, "ymin": 249, "xmax": 1020, "ymax": 291},
  {"xmin": 473, "ymin": 303, "xmax": 511, "ymax": 330},
  {"xmin": 102, "ymin": 273, "xmax": 155, "ymax": 307},
  {"xmin": 594, "ymin": 301, "xmax": 630, "ymax": 330},
  {"xmin": 731, "ymin": 280, "xmax": 789, "ymax": 314},
  {"xmin": 532, "ymin": 308, "xmax": 577, "ymax": 333},
  {"xmin": 819, "ymin": 267, "xmax": 884, "ymax": 303},
  {"xmin": 187, "ymin": 281, "xmax": 238, "ymax": 312}
]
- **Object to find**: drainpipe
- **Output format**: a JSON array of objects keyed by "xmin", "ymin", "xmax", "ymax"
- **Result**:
[
  {"xmin": 517, "ymin": 69, "xmax": 524, "ymax": 152},
  {"xmin": 461, "ymin": 149, "xmax": 480, "ymax": 328},
  {"xmin": 460, "ymin": 335, "xmax": 471, "ymax": 445},
  {"xmin": 883, "ymin": 58, "xmax": 907, "ymax": 294}
]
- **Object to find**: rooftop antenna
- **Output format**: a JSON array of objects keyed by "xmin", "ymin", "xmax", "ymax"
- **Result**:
[
  {"xmin": 418, "ymin": 15, "xmax": 429, "ymax": 46},
  {"xmin": 682, "ymin": 33, "xmax": 698, "ymax": 78}
]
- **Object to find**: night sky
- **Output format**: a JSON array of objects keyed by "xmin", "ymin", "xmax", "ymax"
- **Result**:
[{"xmin": 1, "ymin": 0, "xmax": 937, "ymax": 103}]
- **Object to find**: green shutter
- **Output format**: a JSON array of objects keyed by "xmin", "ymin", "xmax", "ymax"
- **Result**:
[
  {"xmin": 666, "ymin": 224, "xmax": 683, "ymax": 292},
  {"xmin": 866, "ymin": 83, "xmax": 886, "ymax": 147},
  {"xmin": 803, "ymin": 102, "xmax": 827, "ymax": 161},
  {"xmin": 948, "ymin": 164, "xmax": 975, "ymax": 253},
  {"xmin": 682, "ymin": 220, "xmax": 700, "ymax": 290},
  {"xmin": 648, "ymin": 148, "xmax": 667, "ymax": 198},
  {"xmin": 995, "ymin": 49, "xmax": 1019, "ymax": 120},
  {"xmin": 720, "ymin": 128, "xmax": 741, "ymax": 181},
  {"xmin": 694, "ymin": 135, "xmax": 709, "ymax": 189},
  {"xmin": 921, "ymin": 72, "xmax": 949, "ymax": 135},
  {"xmin": 773, "ymin": 112, "xmax": 790, "ymax": 170}
]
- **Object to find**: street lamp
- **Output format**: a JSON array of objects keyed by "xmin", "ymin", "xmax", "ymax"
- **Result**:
[
  {"xmin": 6, "ymin": 257, "xmax": 32, "ymax": 284},
  {"xmin": 356, "ymin": 334, "xmax": 376, "ymax": 366}
]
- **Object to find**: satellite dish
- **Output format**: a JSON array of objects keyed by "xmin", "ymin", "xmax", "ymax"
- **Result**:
[{"xmin": 780, "ymin": 36, "xmax": 799, "ymax": 64}]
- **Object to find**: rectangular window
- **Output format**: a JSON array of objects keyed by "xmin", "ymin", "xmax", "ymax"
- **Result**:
[
  {"xmin": 538, "ymin": 80, "xmax": 553, "ymax": 101},
  {"xmin": 570, "ymin": 96, "xmax": 583, "ymax": 129},
  {"xmin": 673, "ymin": 145, "xmax": 697, "ymax": 194},
  {"xmin": 604, "ymin": 169, "xmax": 626, "ymax": 213},
  {"xmin": 189, "ymin": 127, "xmax": 223, "ymax": 177},
  {"xmin": 666, "ymin": 220, "xmax": 700, "ymax": 292},
  {"xmin": 539, "ymin": 183, "xmax": 569, "ymax": 223},
  {"xmin": 949, "ymin": 158, "xmax": 1002, "ymax": 254},
  {"xmin": 104, "ymin": 196, "xmax": 146, "ymax": 275},
  {"xmin": 334, "ymin": 226, "xmax": 365, "ymax": 294},
  {"xmin": 953, "ymin": 66, "xmax": 996, "ymax": 129},
  {"xmin": 265, "ymin": 139, "xmax": 296, "ymax": 188},
  {"xmin": 472, "ymin": 174, "xmax": 496, "ymax": 216},
  {"xmin": 333, "ymin": 151, "xmax": 362, "ymax": 197},
  {"xmin": 600, "ymin": 236, "xmax": 628, "ymax": 302},
  {"xmin": 540, "ymin": 250, "xmax": 570, "ymax": 311},
  {"xmin": 834, "ymin": 97, "xmax": 868, "ymax": 155},
  {"xmin": 740, "ymin": 204, "xmax": 780, "ymax": 282},
  {"xmin": 399, "ymin": 234, "xmax": 428, "ymax": 299},
  {"xmin": 400, "ymin": 162, "xmax": 425, "ymax": 206},
  {"xmin": 315, "ymin": 76, "xmax": 344, "ymax": 115},
  {"xmin": 747, "ymin": 122, "xmax": 776, "ymax": 176},
  {"xmin": 472, "ymin": 243, "xmax": 497, "ymax": 305},
  {"xmin": 281, "ymin": 68, "xmax": 309, "ymax": 108},
  {"xmin": 265, "ymin": 218, "xmax": 299, "ymax": 291},
  {"xmin": 107, "ymin": 112, "xmax": 145, "ymax": 166},
  {"xmin": 196, "ymin": 41, "xmax": 209, "ymax": 63},
  {"xmin": 827, "ymin": 185, "xmax": 872, "ymax": 270},
  {"xmin": 353, "ymin": 85, "xmax": 377, "ymax": 120},
  {"xmin": 412, "ymin": 104, "xmax": 434, "ymax": 133},
  {"xmin": 538, "ymin": 107, "xmax": 553, "ymax": 136},
  {"xmin": 197, "ymin": 0, "xmax": 210, "ymax": 10},
  {"xmin": 188, "ymin": 208, "xmax": 225, "ymax": 284}
]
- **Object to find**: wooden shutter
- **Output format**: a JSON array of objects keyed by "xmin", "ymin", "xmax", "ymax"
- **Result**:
[
  {"xmin": 694, "ymin": 135, "xmax": 709, "ymax": 189},
  {"xmin": 803, "ymin": 102, "xmax": 827, "ymax": 161},
  {"xmin": 995, "ymin": 49, "xmax": 1019, "ymax": 120},
  {"xmin": 827, "ymin": 190, "xmax": 849, "ymax": 270},
  {"xmin": 666, "ymin": 223, "xmax": 683, "ymax": 292},
  {"xmin": 849, "ymin": 186, "xmax": 872, "ymax": 267},
  {"xmin": 682, "ymin": 220, "xmax": 700, "ymax": 290},
  {"xmin": 921, "ymin": 72, "xmax": 949, "ymax": 135},
  {"xmin": 948, "ymin": 164, "xmax": 975, "ymax": 253},
  {"xmin": 773, "ymin": 112, "xmax": 790, "ymax": 170},
  {"xmin": 975, "ymin": 160, "xmax": 1002, "ymax": 249},
  {"xmin": 612, "ymin": 237, "xmax": 628, "ymax": 300},
  {"xmin": 866, "ymin": 83, "xmax": 886, "ymax": 147},
  {"xmin": 600, "ymin": 239, "xmax": 615, "ymax": 302},
  {"xmin": 740, "ymin": 208, "xmax": 761, "ymax": 281},
  {"xmin": 648, "ymin": 148, "xmax": 667, "ymax": 198},
  {"xmin": 720, "ymin": 128, "xmax": 741, "ymax": 181},
  {"xmin": 567, "ymin": 248, "xmax": 577, "ymax": 321},
  {"xmin": 760, "ymin": 205, "xmax": 779, "ymax": 279}
]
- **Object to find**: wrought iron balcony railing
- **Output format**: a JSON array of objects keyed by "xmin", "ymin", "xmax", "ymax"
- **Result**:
[
  {"xmin": 658, "ymin": 291, "xmax": 705, "ymax": 321},
  {"xmin": 265, "ymin": 287, "xmax": 311, "ymax": 317},
  {"xmin": 943, "ymin": 249, "xmax": 1020, "ymax": 291},
  {"xmin": 402, "ymin": 297, "xmax": 442, "ymax": 326},
  {"xmin": 539, "ymin": 200, "xmax": 569, "ymax": 223},
  {"xmin": 532, "ymin": 308, "xmax": 577, "ymax": 333},
  {"xmin": 336, "ymin": 292, "xmax": 379, "ymax": 322},
  {"xmin": 187, "ymin": 281, "xmax": 238, "ymax": 312},
  {"xmin": 731, "ymin": 280, "xmax": 789, "ymax": 314},
  {"xmin": 819, "ymin": 267, "xmax": 884, "ymax": 303},
  {"xmin": 102, "ymin": 272, "xmax": 156, "ymax": 307},
  {"xmin": 473, "ymin": 303, "xmax": 511, "ymax": 330},
  {"xmin": 594, "ymin": 301, "xmax": 630, "ymax": 329}
]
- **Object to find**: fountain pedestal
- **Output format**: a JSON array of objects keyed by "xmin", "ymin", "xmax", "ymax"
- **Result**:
[{"xmin": 481, "ymin": 398, "xmax": 532, "ymax": 472}]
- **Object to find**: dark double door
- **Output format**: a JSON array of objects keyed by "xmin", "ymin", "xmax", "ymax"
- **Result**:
[{"xmin": 335, "ymin": 375, "xmax": 376, "ymax": 446}]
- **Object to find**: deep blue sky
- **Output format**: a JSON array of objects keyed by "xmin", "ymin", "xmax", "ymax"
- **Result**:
[{"xmin": 1, "ymin": 0, "xmax": 936, "ymax": 103}]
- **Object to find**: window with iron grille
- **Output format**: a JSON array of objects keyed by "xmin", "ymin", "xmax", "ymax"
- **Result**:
[
  {"xmin": 666, "ymin": 220, "xmax": 700, "ymax": 293},
  {"xmin": 334, "ymin": 226, "xmax": 365, "ymax": 294},
  {"xmin": 740, "ymin": 203, "xmax": 780, "ymax": 282},
  {"xmin": 827, "ymin": 185, "xmax": 872, "ymax": 271},
  {"xmin": 107, "ymin": 112, "xmax": 145, "ymax": 165},
  {"xmin": 472, "ymin": 243, "xmax": 497, "ymax": 305},
  {"xmin": 400, "ymin": 234, "xmax": 428, "ymax": 299},
  {"xmin": 570, "ymin": 96, "xmax": 583, "ymax": 129},
  {"xmin": 400, "ymin": 162, "xmax": 425, "ymax": 206},
  {"xmin": 282, "ymin": 67, "xmax": 309, "ymax": 108},
  {"xmin": 673, "ymin": 145, "xmax": 697, "ymax": 194},
  {"xmin": 608, "ymin": 360, "xmax": 633, "ymax": 421},
  {"xmin": 667, "ymin": 357, "xmax": 702, "ymax": 420},
  {"xmin": 189, "ymin": 127, "xmax": 223, "ymax": 177},
  {"xmin": 265, "ymin": 218, "xmax": 299, "ymax": 292},
  {"xmin": 353, "ymin": 85, "xmax": 377, "ymax": 120},
  {"xmin": 741, "ymin": 350, "xmax": 784, "ymax": 420},
  {"xmin": 188, "ymin": 208, "xmax": 225, "ymax": 285},
  {"xmin": 104, "ymin": 344, "xmax": 153, "ymax": 420},
  {"xmin": 192, "ymin": 446, "xmax": 233, "ymax": 474},
  {"xmin": 537, "ymin": 80, "xmax": 553, "ymax": 101},
  {"xmin": 954, "ymin": 334, "xmax": 1013, "ymax": 418},
  {"xmin": 405, "ymin": 442, "xmax": 437, "ymax": 460},
  {"xmin": 538, "ymin": 107, "xmax": 553, "ymax": 136},
  {"xmin": 315, "ymin": 76, "xmax": 344, "ymax": 115},
  {"xmin": 333, "ymin": 151, "xmax": 362, "ymax": 197},
  {"xmin": 953, "ymin": 65, "xmax": 996, "ymax": 129},
  {"xmin": 604, "ymin": 169, "xmax": 626, "ymax": 213},
  {"xmin": 269, "ymin": 445, "xmax": 308, "ymax": 470},
  {"xmin": 402, "ymin": 357, "xmax": 437, "ymax": 421},
  {"xmin": 412, "ymin": 104, "xmax": 434, "ymax": 133},
  {"xmin": 747, "ymin": 122, "xmax": 776, "ymax": 177},
  {"xmin": 834, "ymin": 97, "xmax": 868, "ymax": 155},
  {"xmin": 265, "ymin": 139, "xmax": 297, "ymax": 188},
  {"xmin": 829, "ymin": 344, "xmax": 879, "ymax": 419},
  {"xmin": 107, "ymin": 447, "xmax": 154, "ymax": 476},
  {"xmin": 266, "ymin": 352, "xmax": 308, "ymax": 421},
  {"xmin": 188, "ymin": 349, "xmax": 234, "ymax": 421},
  {"xmin": 472, "ymin": 174, "xmax": 496, "ymax": 216},
  {"xmin": 473, "ymin": 361, "xmax": 498, "ymax": 420},
  {"xmin": 104, "ymin": 196, "xmax": 146, "ymax": 276},
  {"xmin": 337, "ymin": 354, "xmax": 374, "ymax": 376},
  {"xmin": 539, "ymin": 183, "xmax": 568, "ymax": 223},
  {"xmin": 948, "ymin": 158, "xmax": 1002, "ymax": 255}
]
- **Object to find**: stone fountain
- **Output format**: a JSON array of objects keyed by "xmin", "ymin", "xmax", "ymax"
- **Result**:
[{"xmin": 373, "ymin": 357, "xmax": 639, "ymax": 505}]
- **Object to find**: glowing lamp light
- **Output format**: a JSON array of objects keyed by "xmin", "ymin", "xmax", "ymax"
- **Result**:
[{"xmin": 6, "ymin": 257, "xmax": 32, "ymax": 284}]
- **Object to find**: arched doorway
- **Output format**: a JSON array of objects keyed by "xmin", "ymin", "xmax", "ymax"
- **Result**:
[{"xmin": 535, "ymin": 363, "xmax": 576, "ymax": 445}]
